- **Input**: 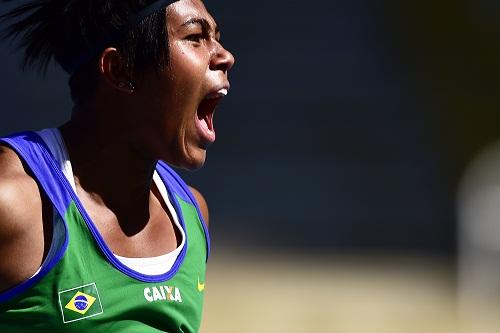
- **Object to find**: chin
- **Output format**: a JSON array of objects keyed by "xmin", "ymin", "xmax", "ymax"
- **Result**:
[
  {"xmin": 177, "ymin": 149, "xmax": 207, "ymax": 171},
  {"xmin": 183, "ymin": 159, "xmax": 205, "ymax": 171}
]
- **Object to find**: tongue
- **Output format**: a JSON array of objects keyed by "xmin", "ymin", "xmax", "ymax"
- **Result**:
[
  {"xmin": 198, "ymin": 113, "xmax": 211, "ymax": 131},
  {"xmin": 196, "ymin": 99, "xmax": 216, "ymax": 143}
]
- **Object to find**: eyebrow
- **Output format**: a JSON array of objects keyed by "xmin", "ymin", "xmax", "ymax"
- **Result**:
[{"xmin": 181, "ymin": 17, "xmax": 219, "ymax": 34}]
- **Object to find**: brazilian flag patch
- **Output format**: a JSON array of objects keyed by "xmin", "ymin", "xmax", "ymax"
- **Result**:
[{"xmin": 58, "ymin": 283, "xmax": 103, "ymax": 323}]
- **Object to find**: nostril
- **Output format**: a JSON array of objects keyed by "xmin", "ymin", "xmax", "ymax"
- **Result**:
[{"xmin": 210, "ymin": 46, "xmax": 235, "ymax": 73}]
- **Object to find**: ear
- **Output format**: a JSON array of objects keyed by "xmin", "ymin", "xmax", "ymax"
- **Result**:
[{"xmin": 99, "ymin": 47, "xmax": 135, "ymax": 94}]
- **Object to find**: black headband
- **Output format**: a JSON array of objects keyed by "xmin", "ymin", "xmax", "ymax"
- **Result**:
[{"xmin": 60, "ymin": 0, "xmax": 178, "ymax": 74}]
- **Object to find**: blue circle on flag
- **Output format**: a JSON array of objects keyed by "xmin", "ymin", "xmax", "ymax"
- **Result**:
[{"xmin": 74, "ymin": 295, "xmax": 89, "ymax": 311}]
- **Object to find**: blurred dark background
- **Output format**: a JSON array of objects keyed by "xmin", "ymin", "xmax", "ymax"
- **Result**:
[{"xmin": 1, "ymin": 0, "xmax": 499, "ymax": 256}]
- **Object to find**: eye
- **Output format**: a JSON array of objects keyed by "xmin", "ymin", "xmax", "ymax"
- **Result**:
[{"xmin": 185, "ymin": 33, "xmax": 203, "ymax": 43}]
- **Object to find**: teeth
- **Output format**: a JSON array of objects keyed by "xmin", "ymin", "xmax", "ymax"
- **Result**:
[{"xmin": 205, "ymin": 88, "xmax": 229, "ymax": 100}]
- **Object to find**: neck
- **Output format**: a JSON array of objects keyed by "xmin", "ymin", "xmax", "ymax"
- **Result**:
[{"xmin": 59, "ymin": 108, "xmax": 157, "ymax": 226}]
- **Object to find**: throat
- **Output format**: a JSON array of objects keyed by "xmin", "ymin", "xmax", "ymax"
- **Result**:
[
  {"xmin": 78, "ymin": 181, "xmax": 180, "ymax": 258},
  {"xmin": 75, "ymin": 180, "xmax": 153, "ymax": 237},
  {"xmin": 58, "ymin": 121, "xmax": 181, "ymax": 256}
]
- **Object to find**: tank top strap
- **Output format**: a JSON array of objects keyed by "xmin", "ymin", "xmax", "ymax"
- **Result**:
[
  {"xmin": 0, "ymin": 131, "xmax": 71, "ymax": 302},
  {"xmin": 156, "ymin": 161, "xmax": 211, "ymax": 260},
  {"xmin": 0, "ymin": 131, "xmax": 74, "ymax": 218}
]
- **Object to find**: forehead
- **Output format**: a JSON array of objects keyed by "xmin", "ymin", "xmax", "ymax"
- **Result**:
[{"xmin": 167, "ymin": 0, "xmax": 217, "ymax": 29}]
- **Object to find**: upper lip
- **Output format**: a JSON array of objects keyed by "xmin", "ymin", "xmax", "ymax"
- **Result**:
[{"xmin": 204, "ymin": 82, "xmax": 230, "ymax": 100}]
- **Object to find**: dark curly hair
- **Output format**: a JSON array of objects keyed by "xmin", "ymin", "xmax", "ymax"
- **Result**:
[{"xmin": 0, "ymin": 0, "xmax": 173, "ymax": 104}]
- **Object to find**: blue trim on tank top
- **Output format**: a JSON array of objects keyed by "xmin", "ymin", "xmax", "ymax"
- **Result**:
[
  {"xmin": 0, "ymin": 132, "xmax": 70, "ymax": 302},
  {"xmin": 35, "ymin": 141, "xmax": 190, "ymax": 283},
  {"xmin": 0, "ymin": 131, "xmax": 191, "ymax": 293},
  {"xmin": 157, "ymin": 162, "xmax": 211, "ymax": 261},
  {"xmin": 66, "ymin": 171, "xmax": 189, "ymax": 283}
]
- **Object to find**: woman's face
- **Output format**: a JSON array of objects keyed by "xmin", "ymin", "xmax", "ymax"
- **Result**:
[{"xmin": 134, "ymin": 0, "xmax": 234, "ymax": 170}]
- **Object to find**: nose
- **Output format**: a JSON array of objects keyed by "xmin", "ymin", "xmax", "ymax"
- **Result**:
[{"xmin": 210, "ymin": 42, "xmax": 235, "ymax": 74}]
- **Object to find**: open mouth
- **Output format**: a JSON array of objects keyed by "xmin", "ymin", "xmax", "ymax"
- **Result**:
[{"xmin": 195, "ymin": 88, "xmax": 228, "ymax": 145}]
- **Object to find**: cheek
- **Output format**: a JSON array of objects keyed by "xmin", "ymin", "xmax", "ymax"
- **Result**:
[
  {"xmin": 170, "ymin": 43, "xmax": 209, "ymax": 87},
  {"xmin": 167, "ymin": 45, "xmax": 211, "ymax": 122}
]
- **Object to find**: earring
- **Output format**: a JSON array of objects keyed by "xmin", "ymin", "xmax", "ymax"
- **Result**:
[
  {"xmin": 127, "ymin": 81, "xmax": 135, "ymax": 91},
  {"xmin": 118, "ymin": 81, "xmax": 135, "ymax": 92}
]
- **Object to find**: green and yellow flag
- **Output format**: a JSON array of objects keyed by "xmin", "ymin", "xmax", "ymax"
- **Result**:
[{"xmin": 58, "ymin": 283, "xmax": 103, "ymax": 323}]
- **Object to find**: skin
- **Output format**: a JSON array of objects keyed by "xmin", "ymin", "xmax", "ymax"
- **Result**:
[{"xmin": 0, "ymin": 0, "xmax": 234, "ymax": 292}]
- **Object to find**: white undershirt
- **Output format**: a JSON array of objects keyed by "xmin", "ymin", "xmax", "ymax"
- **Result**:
[{"xmin": 37, "ymin": 128, "xmax": 185, "ymax": 275}]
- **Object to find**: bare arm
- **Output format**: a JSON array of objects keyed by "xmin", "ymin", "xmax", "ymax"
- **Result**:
[
  {"xmin": 0, "ymin": 146, "xmax": 48, "ymax": 293},
  {"xmin": 188, "ymin": 186, "xmax": 209, "ymax": 228}
]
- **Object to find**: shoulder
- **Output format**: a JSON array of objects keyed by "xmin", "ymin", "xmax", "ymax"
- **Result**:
[
  {"xmin": 156, "ymin": 162, "xmax": 210, "ymax": 227},
  {"xmin": 0, "ymin": 145, "xmax": 46, "ymax": 292},
  {"xmin": 188, "ymin": 186, "xmax": 209, "ymax": 228},
  {"xmin": 0, "ymin": 145, "xmax": 41, "ymax": 221}
]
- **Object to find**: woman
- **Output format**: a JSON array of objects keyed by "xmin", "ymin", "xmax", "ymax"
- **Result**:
[{"xmin": 0, "ymin": 0, "xmax": 234, "ymax": 331}]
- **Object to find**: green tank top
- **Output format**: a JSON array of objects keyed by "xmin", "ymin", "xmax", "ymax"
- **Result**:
[{"xmin": 0, "ymin": 132, "xmax": 210, "ymax": 332}]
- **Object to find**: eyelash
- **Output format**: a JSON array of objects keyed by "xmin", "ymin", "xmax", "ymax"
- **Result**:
[
  {"xmin": 185, "ymin": 32, "xmax": 222, "ymax": 46},
  {"xmin": 186, "ymin": 33, "xmax": 204, "ymax": 43}
]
